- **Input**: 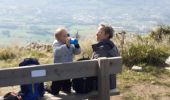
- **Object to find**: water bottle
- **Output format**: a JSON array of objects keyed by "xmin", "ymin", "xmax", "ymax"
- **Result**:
[{"xmin": 70, "ymin": 38, "xmax": 78, "ymax": 45}]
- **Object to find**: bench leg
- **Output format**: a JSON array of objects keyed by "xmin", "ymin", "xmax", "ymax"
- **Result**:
[{"xmin": 97, "ymin": 58, "xmax": 110, "ymax": 100}]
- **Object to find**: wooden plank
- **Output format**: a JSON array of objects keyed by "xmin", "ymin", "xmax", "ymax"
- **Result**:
[
  {"xmin": 98, "ymin": 58, "xmax": 110, "ymax": 100},
  {"xmin": 0, "ymin": 60, "xmax": 97, "ymax": 87},
  {"xmin": 107, "ymin": 57, "xmax": 123, "ymax": 74},
  {"xmin": 0, "ymin": 57, "xmax": 122, "ymax": 87}
]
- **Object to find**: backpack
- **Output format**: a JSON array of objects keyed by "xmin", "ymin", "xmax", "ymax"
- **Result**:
[
  {"xmin": 72, "ymin": 57, "xmax": 94, "ymax": 94},
  {"xmin": 19, "ymin": 58, "xmax": 45, "ymax": 100}
]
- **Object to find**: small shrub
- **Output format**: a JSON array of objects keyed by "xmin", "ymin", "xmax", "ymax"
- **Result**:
[
  {"xmin": 0, "ymin": 49, "xmax": 16, "ymax": 60},
  {"xmin": 29, "ymin": 50, "xmax": 47, "ymax": 58},
  {"xmin": 123, "ymin": 44, "xmax": 170, "ymax": 67},
  {"xmin": 150, "ymin": 25, "xmax": 170, "ymax": 41},
  {"xmin": 77, "ymin": 39, "xmax": 95, "ymax": 59}
]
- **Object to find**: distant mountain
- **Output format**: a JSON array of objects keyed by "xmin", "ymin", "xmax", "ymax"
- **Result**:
[
  {"xmin": 0, "ymin": 0, "xmax": 170, "ymax": 28},
  {"xmin": 0, "ymin": 0, "xmax": 170, "ymax": 45}
]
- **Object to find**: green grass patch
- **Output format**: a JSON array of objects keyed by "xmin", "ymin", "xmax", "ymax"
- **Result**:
[
  {"xmin": 0, "ymin": 48, "xmax": 16, "ymax": 60},
  {"xmin": 123, "ymin": 93, "xmax": 143, "ymax": 100}
]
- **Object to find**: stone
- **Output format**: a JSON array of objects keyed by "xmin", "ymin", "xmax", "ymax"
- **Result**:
[
  {"xmin": 132, "ymin": 65, "xmax": 143, "ymax": 72},
  {"xmin": 165, "ymin": 56, "xmax": 170, "ymax": 66},
  {"xmin": 165, "ymin": 67, "xmax": 170, "ymax": 71},
  {"xmin": 151, "ymin": 81, "xmax": 156, "ymax": 85}
]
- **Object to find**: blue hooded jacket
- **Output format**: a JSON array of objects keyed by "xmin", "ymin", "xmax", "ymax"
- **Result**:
[{"xmin": 19, "ymin": 58, "xmax": 45, "ymax": 100}]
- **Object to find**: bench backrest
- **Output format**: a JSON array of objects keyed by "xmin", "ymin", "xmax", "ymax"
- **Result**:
[{"xmin": 0, "ymin": 57, "xmax": 122, "ymax": 100}]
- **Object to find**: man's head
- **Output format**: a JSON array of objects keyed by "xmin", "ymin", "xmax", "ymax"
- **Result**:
[
  {"xmin": 54, "ymin": 28, "xmax": 68, "ymax": 44},
  {"xmin": 96, "ymin": 24, "xmax": 114, "ymax": 42}
]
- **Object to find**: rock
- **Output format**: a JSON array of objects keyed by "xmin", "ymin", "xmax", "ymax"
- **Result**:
[
  {"xmin": 151, "ymin": 81, "xmax": 156, "ymax": 85},
  {"xmin": 132, "ymin": 65, "xmax": 143, "ymax": 72},
  {"xmin": 165, "ymin": 56, "xmax": 170, "ymax": 66},
  {"xmin": 165, "ymin": 67, "xmax": 170, "ymax": 71}
]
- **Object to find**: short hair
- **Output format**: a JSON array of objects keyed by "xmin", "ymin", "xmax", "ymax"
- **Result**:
[
  {"xmin": 54, "ymin": 28, "xmax": 67, "ymax": 40},
  {"xmin": 100, "ymin": 24, "xmax": 114, "ymax": 39}
]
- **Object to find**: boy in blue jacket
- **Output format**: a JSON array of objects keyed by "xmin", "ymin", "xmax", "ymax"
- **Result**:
[{"xmin": 19, "ymin": 58, "xmax": 45, "ymax": 100}]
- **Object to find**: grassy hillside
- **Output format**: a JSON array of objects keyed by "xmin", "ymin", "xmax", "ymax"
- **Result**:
[{"xmin": 0, "ymin": 26, "xmax": 170, "ymax": 99}]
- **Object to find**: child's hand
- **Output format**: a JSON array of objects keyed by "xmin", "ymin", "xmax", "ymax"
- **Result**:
[{"xmin": 66, "ymin": 37, "xmax": 71, "ymax": 46}]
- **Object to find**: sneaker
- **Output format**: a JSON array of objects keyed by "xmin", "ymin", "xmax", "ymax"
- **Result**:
[
  {"xmin": 45, "ymin": 88, "xmax": 59, "ymax": 96},
  {"xmin": 110, "ymin": 89, "xmax": 117, "ymax": 93},
  {"xmin": 62, "ymin": 90, "xmax": 71, "ymax": 94},
  {"xmin": 110, "ymin": 89, "xmax": 120, "ymax": 95}
]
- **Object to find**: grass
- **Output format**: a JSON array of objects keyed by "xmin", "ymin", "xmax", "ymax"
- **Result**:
[
  {"xmin": 115, "ymin": 29, "xmax": 170, "ymax": 67},
  {"xmin": 0, "ymin": 26, "xmax": 170, "ymax": 99},
  {"xmin": 116, "ymin": 66, "xmax": 170, "ymax": 100},
  {"xmin": 123, "ymin": 93, "xmax": 143, "ymax": 100},
  {"xmin": 0, "ymin": 46, "xmax": 53, "ymax": 68},
  {"xmin": 0, "ymin": 48, "xmax": 17, "ymax": 60},
  {"xmin": 118, "ymin": 66, "xmax": 156, "ymax": 91}
]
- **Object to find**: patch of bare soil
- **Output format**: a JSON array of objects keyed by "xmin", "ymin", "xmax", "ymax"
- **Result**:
[{"xmin": 111, "ymin": 78, "xmax": 170, "ymax": 100}]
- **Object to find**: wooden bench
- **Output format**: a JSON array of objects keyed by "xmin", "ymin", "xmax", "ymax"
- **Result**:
[{"xmin": 0, "ymin": 57, "xmax": 122, "ymax": 100}]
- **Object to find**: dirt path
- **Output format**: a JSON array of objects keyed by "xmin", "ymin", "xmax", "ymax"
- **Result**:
[
  {"xmin": 1, "ymin": 80, "xmax": 170, "ymax": 100},
  {"xmin": 111, "ymin": 77, "xmax": 170, "ymax": 100},
  {"xmin": 1, "ymin": 84, "xmax": 170, "ymax": 100}
]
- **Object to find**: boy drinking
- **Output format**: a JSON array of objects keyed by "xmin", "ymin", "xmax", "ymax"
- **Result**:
[{"xmin": 50, "ymin": 28, "xmax": 81, "ymax": 95}]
